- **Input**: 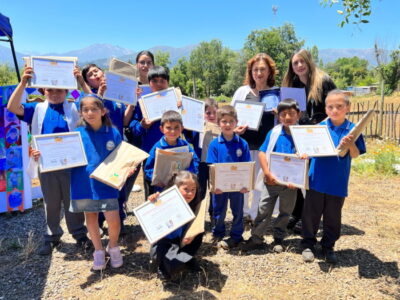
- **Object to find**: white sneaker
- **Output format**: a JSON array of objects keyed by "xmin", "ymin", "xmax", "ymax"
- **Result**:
[
  {"xmin": 132, "ymin": 184, "xmax": 141, "ymax": 192},
  {"xmin": 92, "ymin": 249, "xmax": 106, "ymax": 270},
  {"xmin": 106, "ymin": 245, "xmax": 123, "ymax": 268}
]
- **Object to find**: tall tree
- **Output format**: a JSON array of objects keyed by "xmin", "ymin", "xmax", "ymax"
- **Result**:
[
  {"xmin": 154, "ymin": 51, "xmax": 171, "ymax": 69},
  {"xmin": 243, "ymin": 23, "xmax": 304, "ymax": 84},
  {"xmin": 0, "ymin": 64, "xmax": 18, "ymax": 86}
]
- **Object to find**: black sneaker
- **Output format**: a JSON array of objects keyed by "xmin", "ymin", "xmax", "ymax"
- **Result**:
[
  {"xmin": 292, "ymin": 220, "xmax": 303, "ymax": 235},
  {"xmin": 287, "ymin": 216, "xmax": 299, "ymax": 230},
  {"xmin": 38, "ymin": 241, "xmax": 59, "ymax": 256},
  {"xmin": 218, "ymin": 237, "xmax": 241, "ymax": 250},
  {"xmin": 76, "ymin": 236, "xmax": 93, "ymax": 252},
  {"xmin": 119, "ymin": 223, "xmax": 127, "ymax": 238},
  {"xmin": 322, "ymin": 248, "xmax": 338, "ymax": 264},
  {"xmin": 240, "ymin": 237, "xmax": 263, "ymax": 251}
]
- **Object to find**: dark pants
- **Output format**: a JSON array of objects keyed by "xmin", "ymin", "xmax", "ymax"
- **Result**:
[
  {"xmin": 301, "ymin": 189, "xmax": 345, "ymax": 250},
  {"xmin": 198, "ymin": 162, "xmax": 213, "ymax": 216},
  {"xmin": 291, "ymin": 189, "xmax": 305, "ymax": 220},
  {"xmin": 212, "ymin": 192, "xmax": 244, "ymax": 242},
  {"xmin": 150, "ymin": 233, "xmax": 203, "ymax": 277}
]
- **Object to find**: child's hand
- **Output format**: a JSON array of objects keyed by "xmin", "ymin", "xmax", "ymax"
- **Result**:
[
  {"xmin": 239, "ymin": 187, "xmax": 249, "ymax": 194},
  {"xmin": 141, "ymin": 118, "xmax": 153, "ymax": 129},
  {"xmin": 234, "ymin": 125, "xmax": 247, "ymax": 135},
  {"xmin": 136, "ymin": 87, "xmax": 142, "ymax": 98},
  {"xmin": 148, "ymin": 192, "xmax": 160, "ymax": 203},
  {"xmin": 264, "ymin": 174, "xmax": 278, "ymax": 186},
  {"xmin": 98, "ymin": 78, "xmax": 107, "ymax": 97},
  {"xmin": 127, "ymin": 167, "xmax": 137, "ymax": 177},
  {"xmin": 214, "ymin": 188, "xmax": 223, "ymax": 195},
  {"xmin": 21, "ymin": 67, "xmax": 33, "ymax": 85},
  {"xmin": 182, "ymin": 236, "xmax": 194, "ymax": 245},
  {"xmin": 31, "ymin": 149, "xmax": 41, "ymax": 162},
  {"xmin": 339, "ymin": 134, "xmax": 355, "ymax": 149},
  {"xmin": 287, "ymin": 183, "xmax": 296, "ymax": 190},
  {"xmin": 297, "ymin": 153, "xmax": 309, "ymax": 160}
]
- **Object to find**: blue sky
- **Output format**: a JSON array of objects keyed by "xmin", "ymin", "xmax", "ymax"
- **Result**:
[{"xmin": 1, "ymin": 0, "xmax": 398, "ymax": 53}]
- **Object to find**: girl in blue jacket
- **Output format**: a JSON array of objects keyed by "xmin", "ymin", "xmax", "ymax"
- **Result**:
[{"xmin": 70, "ymin": 94, "xmax": 124, "ymax": 271}]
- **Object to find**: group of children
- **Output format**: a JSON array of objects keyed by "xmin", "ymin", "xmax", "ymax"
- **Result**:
[{"xmin": 7, "ymin": 60, "xmax": 365, "ymax": 279}]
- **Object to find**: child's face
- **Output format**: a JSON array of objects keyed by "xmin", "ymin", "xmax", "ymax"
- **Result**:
[
  {"xmin": 219, "ymin": 115, "xmax": 237, "ymax": 137},
  {"xmin": 44, "ymin": 89, "xmax": 67, "ymax": 104},
  {"xmin": 278, "ymin": 108, "xmax": 300, "ymax": 128},
  {"xmin": 149, "ymin": 77, "xmax": 169, "ymax": 92},
  {"xmin": 178, "ymin": 179, "xmax": 197, "ymax": 203},
  {"xmin": 205, "ymin": 106, "xmax": 217, "ymax": 123},
  {"xmin": 325, "ymin": 94, "xmax": 349, "ymax": 124},
  {"xmin": 85, "ymin": 66, "xmax": 104, "ymax": 89},
  {"xmin": 81, "ymin": 99, "xmax": 105, "ymax": 128},
  {"xmin": 160, "ymin": 121, "xmax": 183, "ymax": 144}
]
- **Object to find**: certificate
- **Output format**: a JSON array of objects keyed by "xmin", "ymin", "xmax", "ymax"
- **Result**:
[
  {"xmin": 269, "ymin": 152, "xmax": 309, "ymax": 189},
  {"xmin": 280, "ymin": 87, "xmax": 307, "ymax": 111},
  {"xmin": 103, "ymin": 71, "xmax": 138, "ymax": 105},
  {"xmin": 290, "ymin": 125, "xmax": 338, "ymax": 157},
  {"xmin": 233, "ymin": 101, "xmax": 265, "ymax": 130},
  {"xmin": 209, "ymin": 162, "xmax": 255, "ymax": 192},
  {"xmin": 181, "ymin": 96, "xmax": 205, "ymax": 132},
  {"xmin": 109, "ymin": 58, "xmax": 138, "ymax": 78},
  {"xmin": 133, "ymin": 185, "xmax": 195, "ymax": 244},
  {"xmin": 29, "ymin": 56, "xmax": 78, "ymax": 89},
  {"xmin": 259, "ymin": 88, "xmax": 280, "ymax": 111},
  {"xmin": 32, "ymin": 132, "xmax": 87, "ymax": 173},
  {"xmin": 138, "ymin": 87, "xmax": 179, "ymax": 121},
  {"xmin": 139, "ymin": 84, "xmax": 153, "ymax": 97}
]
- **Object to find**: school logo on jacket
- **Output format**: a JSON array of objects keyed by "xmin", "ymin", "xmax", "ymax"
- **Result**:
[
  {"xmin": 106, "ymin": 140, "xmax": 115, "ymax": 151},
  {"xmin": 236, "ymin": 148, "xmax": 242, "ymax": 157}
]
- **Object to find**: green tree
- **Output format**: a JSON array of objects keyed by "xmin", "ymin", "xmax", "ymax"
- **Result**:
[
  {"xmin": 154, "ymin": 51, "xmax": 171, "ymax": 69},
  {"xmin": 0, "ymin": 64, "xmax": 18, "ymax": 86},
  {"xmin": 321, "ymin": 0, "xmax": 372, "ymax": 27},
  {"xmin": 381, "ymin": 48, "xmax": 400, "ymax": 94},
  {"xmin": 221, "ymin": 51, "xmax": 247, "ymax": 96},
  {"xmin": 243, "ymin": 23, "xmax": 305, "ymax": 84},
  {"xmin": 188, "ymin": 39, "xmax": 235, "ymax": 98},
  {"xmin": 170, "ymin": 57, "xmax": 192, "ymax": 95},
  {"xmin": 324, "ymin": 56, "xmax": 372, "ymax": 88}
]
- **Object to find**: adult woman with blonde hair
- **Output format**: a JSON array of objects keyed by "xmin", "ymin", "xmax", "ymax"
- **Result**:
[
  {"xmin": 282, "ymin": 49, "xmax": 336, "ymax": 124},
  {"xmin": 282, "ymin": 49, "xmax": 336, "ymax": 233},
  {"xmin": 231, "ymin": 53, "xmax": 278, "ymax": 222}
]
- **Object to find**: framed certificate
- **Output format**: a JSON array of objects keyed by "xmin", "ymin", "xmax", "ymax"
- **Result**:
[
  {"xmin": 103, "ymin": 71, "xmax": 138, "ymax": 105},
  {"xmin": 32, "ymin": 132, "xmax": 88, "ymax": 173},
  {"xmin": 259, "ymin": 88, "xmax": 280, "ymax": 111},
  {"xmin": 29, "ymin": 56, "xmax": 78, "ymax": 89},
  {"xmin": 133, "ymin": 185, "xmax": 195, "ymax": 244},
  {"xmin": 209, "ymin": 162, "xmax": 255, "ymax": 192},
  {"xmin": 139, "ymin": 84, "xmax": 153, "ymax": 97},
  {"xmin": 269, "ymin": 152, "xmax": 308, "ymax": 189},
  {"xmin": 138, "ymin": 87, "xmax": 179, "ymax": 121},
  {"xmin": 233, "ymin": 101, "xmax": 265, "ymax": 130},
  {"xmin": 181, "ymin": 96, "xmax": 205, "ymax": 132},
  {"xmin": 289, "ymin": 125, "xmax": 338, "ymax": 157}
]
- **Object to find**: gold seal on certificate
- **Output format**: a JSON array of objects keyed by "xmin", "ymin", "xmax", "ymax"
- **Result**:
[
  {"xmin": 268, "ymin": 152, "xmax": 309, "ymax": 189},
  {"xmin": 32, "ymin": 132, "xmax": 87, "ymax": 173},
  {"xmin": 289, "ymin": 125, "xmax": 338, "ymax": 157},
  {"xmin": 209, "ymin": 162, "xmax": 255, "ymax": 192},
  {"xmin": 29, "ymin": 56, "xmax": 78, "ymax": 90},
  {"xmin": 133, "ymin": 185, "xmax": 195, "ymax": 244},
  {"xmin": 233, "ymin": 101, "xmax": 265, "ymax": 130}
]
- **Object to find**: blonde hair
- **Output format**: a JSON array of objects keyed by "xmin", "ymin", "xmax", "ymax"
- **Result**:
[{"xmin": 282, "ymin": 49, "xmax": 327, "ymax": 104}]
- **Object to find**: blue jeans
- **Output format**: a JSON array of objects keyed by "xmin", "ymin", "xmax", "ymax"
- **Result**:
[{"xmin": 212, "ymin": 192, "xmax": 244, "ymax": 242}]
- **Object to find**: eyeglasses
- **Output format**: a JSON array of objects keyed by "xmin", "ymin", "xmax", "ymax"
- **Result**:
[{"xmin": 138, "ymin": 60, "xmax": 153, "ymax": 66}]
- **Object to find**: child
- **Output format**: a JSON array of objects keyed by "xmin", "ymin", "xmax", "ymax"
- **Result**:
[
  {"xmin": 206, "ymin": 105, "xmax": 251, "ymax": 249},
  {"xmin": 301, "ymin": 90, "xmax": 366, "ymax": 264},
  {"xmin": 148, "ymin": 171, "xmax": 203, "ymax": 280},
  {"xmin": 7, "ymin": 67, "xmax": 89, "ymax": 255},
  {"xmin": 241, "ymin": 99, "xmax": 301, "ymax": 252},
  {"xmin": 81, "ymin": 63, "xmax": 130, "ymax": 235},
  {"xmin": 144, "ymin": 110, "xmax": 199, "ymax": 194},
  {"xmin": 184, "ymin": 98, "xmax": 219, "ymax": 201},
  {"xmin": 129, "ymin": 66, "xmax": 175, "ymax": 199},
  {"xmin": 69, "ymin": 94, "xmax": 125, "ymax": 270}
]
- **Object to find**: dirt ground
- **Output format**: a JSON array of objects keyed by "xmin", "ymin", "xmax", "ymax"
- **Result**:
[{"xmin": 0, "ymin": 171, "xmax": 399, "ymax": 300}]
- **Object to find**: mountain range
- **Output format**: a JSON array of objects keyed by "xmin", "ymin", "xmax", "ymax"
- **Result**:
[{"xmin": 0, "ymin": 43, "xmax": 381, "ymax": 70}]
